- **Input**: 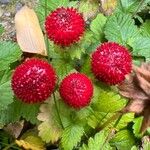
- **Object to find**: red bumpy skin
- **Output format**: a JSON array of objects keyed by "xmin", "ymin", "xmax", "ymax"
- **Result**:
[
  {"xmin": 11, "ymin": 58, "xmax": 56, "ymax": 103},
  {"xmin": 91, "ymin": 42, "xmax": 132, "ymax": 85},
  {"xmin": 59, "ymin": 73, "xmax": 93, "ymax": 109},
  {"xmin": 45, "ymin": 7, "xmax": 85, "ymax": 46}
]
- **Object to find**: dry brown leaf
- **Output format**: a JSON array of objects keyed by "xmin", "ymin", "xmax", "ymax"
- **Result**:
[
  {"xmin": 141, "ymin": 107, "xmax": 150, "ymax": 133},
  {"xmin": 100, "ymin": 0, "xmax": 117, "ymax": 15},
  {"xmin": 4, "ymin": 121, "xmax": 24, "ymax": 138},
  {"xmin": 15, "ymin": 6, "xmax": 47, "ymax": 56},
  {"xmin": 118, "ymin": 63, "xmax": 150, "ymax": 132}
]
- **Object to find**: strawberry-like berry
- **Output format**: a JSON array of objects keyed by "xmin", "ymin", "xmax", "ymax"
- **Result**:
[
  {"xmin": 91, "ymin": 42, "xmax": 132, "ymax": 85},
  {"xmin": 11, "ymin": 58, "xmax": 56, "ymax": 103},
  {"xmin": 45, "ymin": 7, "xmax": 85, "ymax": 46},
  {"xmin": 59, "ymin": 73, "xmax": 93, "ymax": 109}
]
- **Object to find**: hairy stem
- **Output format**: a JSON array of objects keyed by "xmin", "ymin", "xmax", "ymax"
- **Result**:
[
  {"xmin": 53, "ymin": 93, "xmax": 64, "ymax": 129},
  {"xmin": 45, "ymin": 0, "xmax": 50, "ymax": 61}
]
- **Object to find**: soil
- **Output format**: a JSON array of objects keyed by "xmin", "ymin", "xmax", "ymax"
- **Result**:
[{"xmin": 0, "ymin": 0, "xmax": 38, "ymax": 41}]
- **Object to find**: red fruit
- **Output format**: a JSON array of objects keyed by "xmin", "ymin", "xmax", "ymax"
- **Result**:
[
  {"xmin": 59, "ymin": 73, "xmax": 93, "ymax": 109},
  {"xmin": 91, "ymin": 42, "xmax": 132, "ymax": 85},
  {"xmin": 11, "ymin": 58, "xmax": 56, "ymax": 103},
  {"xmin": 45, "ymin": 7, "xmax": 85, "ymax": 46}
]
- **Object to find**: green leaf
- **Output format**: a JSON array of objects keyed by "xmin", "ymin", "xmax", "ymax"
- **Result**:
[
  {"xmin": 117, "ymin": 0, "xmax": 150, "ymax": 14},
  {"xmin": 140, "ymin": 20, "xmax": 150, "ymax": 37},
  {"xmin": 0, "ymin": 70, "xmax": 13, "ymax": 111},
  {"xmin": 38, "ymin": 94, "xmax": 74, "ymax": 143},
  {"xmin": 91, "ymin": 85, "xmax": 127, "ymax": 113},
  {"xmin": 110, "ymin": 130, "xmax": 135, "ymax": 150},
  {"xmin": 61, "ymin": 125, "xmax": 84, "ymax": 150},
  {"xmin": 38, "ymin": 101, "xmax": 62, "ymax": 143},
  {"xmin": 131, "ymin": 146, "xmax": 138, "ymax": 150},
  {"xmin": 0, "ymin": 41, "xmax": 22, "ymax": 71},
  {"xmin": 78, "ymin": 0, "xmax": 99, "ymax": 20},
  {"xmin": 104, "ymin": 13, "xmax": 139, "ymax": 46},
  {"xmin": 133, "ymin": 117, "xmax": 143, "ymax": 138},
  {"xmin": 80, "ymin": 130, "xmax": 113, "ymax": 150},
  {"xmin": 129, "ymin": 36, "xmax": 150, "ymax": 61},
  {"xmin": 0, "ymin": 100, "xmax": 40, "ymax": 126},
  {"xmin": 115, "ymin": 113, "xmax": 135, "ymax": 130},
  {"xmin": 90, "ymin": 13, "xmax": 107, "ymax": 41}
]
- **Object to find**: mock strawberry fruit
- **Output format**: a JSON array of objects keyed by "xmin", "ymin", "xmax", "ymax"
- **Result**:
[
  {"xmin": 45, "ymin": 7, "xmax": 85, "ymax": 46},
  {"xmin": 11, "ymin": 58, "xmax": 56, "ymax": 103},
  {"xmin": 91, "ymin": 42, "xmax": 132, "ymax": 85},
  {"xmin": 59, "ymin": 73, "xmax": 93, "ymax": 109}
]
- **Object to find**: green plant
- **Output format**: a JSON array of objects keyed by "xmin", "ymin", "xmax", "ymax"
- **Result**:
[{"xmin": 1, "ymin": 0, "xmax": 150, "ymax": 149}]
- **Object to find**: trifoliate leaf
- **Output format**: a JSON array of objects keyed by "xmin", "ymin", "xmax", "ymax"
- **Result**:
[
  {"xmin": 0, "ymin": 100, "xmax": 40, "ymax": 126},
  {"xmin": 16, "ymin": 131, "xmax": 45, "ymax": 150},
  {"xmin": 61, "ymin": 125, "xmax": 84, "ymax": 150},
  {"xmin": 104, "ymin": 13, "xmax": 140, "ymax": 46},
  {"xmin": 110, "ymin": 130, "xmax": 135, "ymax": 150},
  {"xmin": 133, "ymin": 117, "xmax": 143, "ymax": 138},
  {"xmin": 91, "ymin": 85, "xmax": 127, "ymax": 113},
  {"xmin": 140, "ymin": 20, "xmax": 150, "ymax": 37},
  {"xmin": 129, "ymin": 36, "xmax": 150, "ymax": 61},
  {"xmin": 0, "ymin": 41, "xmax": 22, "ymax": 71},
  {"xmin": 0, "ymin": 70, "xmax": 13, "ymax": 111},
  {"xmin": 90, "ymin": 13, "xmax": 107, "ymax": 41},
  {"xmin": 117, "ymin": 0, "xmax": 150, "ymax": 14},
  {"xmin": 80, "ymin": 130, "xmax": 113, "ymax": 150},
  {"xmin": 78, "ymin": 0, "xmax": 99, "ymax": 20}
]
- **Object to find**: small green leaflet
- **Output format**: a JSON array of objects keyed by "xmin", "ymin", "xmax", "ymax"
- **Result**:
[
  {"xmin": 140, "ymin": 20, "xmax": 150, "ymax": 37},
  {"xmin": 104, "ymin": 12, "xmax": 139, "ymax": 46},
  {"xmin": 80, "ymin": 130, "xmax": 113, "ymax": 150},
  {"xmin": 110, "ymin": 130, "xmax": 135, "ymax": 150},
  {"xmin": 91, "ymin": 85, "xmax": 127, "ymax": 113},
  {"xmin": 90, "ymin": 13, "xmax": 107, "ymax": 41},
  {"xmin": 129, "ymin": 36, "xmax": 150, "ymax": 61},
  {"xmin": 0, "ymin": 41, "xmax": 22, "ymax": 71},
  {"xmin": 0, "ymin": 70, "xmax": 13, "ymax": 111},
  {"xmin": 61, "ymin": 125, "xmax": 84, "ymax": 150},
  {"xmin": 132, "ymin": 117, "xmax": 143, "ymax": 138}
]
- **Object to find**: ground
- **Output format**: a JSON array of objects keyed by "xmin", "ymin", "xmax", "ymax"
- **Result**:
[{"xmin": 0, "ymin": 0, "xmax": 38, "ymax": 41}]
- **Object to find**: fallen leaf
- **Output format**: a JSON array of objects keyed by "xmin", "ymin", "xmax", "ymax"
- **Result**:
[{"xmin": 15, "ymin": 6, "xmax": 47, "ymax": 56}]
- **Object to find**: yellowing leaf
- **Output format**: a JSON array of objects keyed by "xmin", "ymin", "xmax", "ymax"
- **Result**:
[
  {"xmin": 16, "ymin": 135, "xmax": 45, "ymax": 150},
  {"xmin": 37, "ymin": 101, "xmax": 62, "ymax": 143},
  {"xmin": 15, "ymin": 6, "xmax": 47, "ymax": 56},
  {"xmin": 100, "ymin": 0, "xmax": 117, "ymax": 15}
]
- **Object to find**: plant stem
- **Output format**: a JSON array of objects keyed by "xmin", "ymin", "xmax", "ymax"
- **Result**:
[
  {"xmin": 45, "ymin": 0, "xmax": 50, "ymax": 61},
  {"xmin": 53, "ymin": 92, "xmax": 64, "ymax": 129},
  {"xmin": 132, "ymin": 0, "xmax": 145, "ymax": 17}
]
